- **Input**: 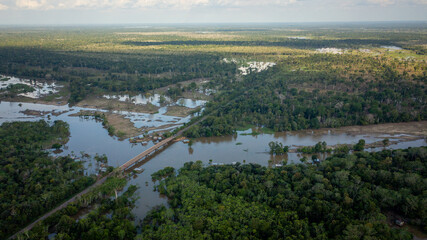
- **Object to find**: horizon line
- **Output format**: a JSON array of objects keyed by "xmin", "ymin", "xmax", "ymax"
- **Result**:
[{"xmin": 0, "ymin": 20, "xmax": 426, "ymax": 27}]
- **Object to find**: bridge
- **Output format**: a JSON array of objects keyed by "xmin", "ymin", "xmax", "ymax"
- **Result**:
[
  {"xmin": 119, "ymin": 136, "xmax": 175, "ymax": 171},
  {"xmin": 8, "ymin": 115, "xmax": 206, "ymax": 239},
  {"xmin": 119, "ymin": 115, "xmax": 207, "ymax": 171}
]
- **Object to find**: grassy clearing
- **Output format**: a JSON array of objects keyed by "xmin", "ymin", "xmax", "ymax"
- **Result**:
[
  {"xmin": 164, "ymin": 105, "xmax": 194, "ymax": 117},
  {"xmin": 235, "ymin": 124, "xmax": 256, "ymax": 131},
  {"xmin": 76, "ymin": 97, "xmax": 159, "ymax": 114}
]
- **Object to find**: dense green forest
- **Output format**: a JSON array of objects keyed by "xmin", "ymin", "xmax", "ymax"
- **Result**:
[
  {"xmin": 0, "ymin": 24, "xmax": 425, "ymax": 240},
  {"xmin": 0, "ymin": 24, "xmax": 425, "ymax": 107},
  {"xmin": 123, "ymin": 38, "xmax": 396, "ymax": 48},
  {"xmin": 18, "ymin": 177, "xmax": 137, "ymax": 240},
  {"xmin": 140, "ymin": 147, "xmax": 427, "ymax": 239},
  {"xmin": 185, "ymin": 52, "xmax": 426, "ymax": 137},
  {"xmin": 0, "ymin": 120, "xmax": 95, "ymax": 239},
  {"xmin": 0, "ymin": 47, "xmax": 236, "ymax": 104}
]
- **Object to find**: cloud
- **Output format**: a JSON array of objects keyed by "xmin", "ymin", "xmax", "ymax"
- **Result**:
[
  {"xmin": 7, "ymin": 0, "xmax": 300, "ymax": 10},
  {"xmin": 4, "ymin": 0, "xmax": 427, "ymax": 11},
  {"xmin": 134, "ymin": 0, "xmax": 210, "ymax": 9},
  {"xmin": 364, "ymin": 0, "xmax": 427, "ymax": 5},
  {"xmin": 214, "ymin": 0, "xmax": 297, "ymax": 7},
  {"xmin": 0, "ymin": 3, "xmax": 8, "ymax": 10},
  {"xmin": 16, "ymin": 0, "xmax": 49, "ymax": 9},
  {"xmin": 366, "ymin": 0, "xmax": 395, "ymax": 6}
]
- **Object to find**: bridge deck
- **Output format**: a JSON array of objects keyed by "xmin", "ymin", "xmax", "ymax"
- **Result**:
[
  {"xmin": 119, "ymin": 136, "xmax": 175, "ymax": 171},
  {"xmin": 9, "ymin": 116, "xmax": 209, "ymax": 239}
]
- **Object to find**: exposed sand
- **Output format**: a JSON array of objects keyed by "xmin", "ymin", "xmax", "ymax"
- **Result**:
[
  {"xmin": 69, "ymin": 110, "xmax": 183, "ymax": 139},
  {"xmin": 106, "ymin": 113, "xmax": 142, "ymax": 139},
  {"xmin": 289, "ymin": 121, "xmax": 427, "ymax": 137},
  {"xmin": 69, "ymin": 110, "xmax": 143, "ymax": 139},
  {"xmin": 143, "ymin": 123, "xmax": 183, "ymax": 133},
  {"xmin": 1, "ymin": 95, "xmax": 69, "ymax": 106},
  {"xmin": 287, "ymin": 121, "xmax": 427, "ymax": 152},
  {"xmin": 331, "ymin": 121, "xmax": 427, "ymax": 137},
  {"xmin": 76, "ymin": 97, "xmax": 159, "ymax": 114},
  {"xmin": 164, "ymin": 106, "xmax": 194, "ymax": 117}
]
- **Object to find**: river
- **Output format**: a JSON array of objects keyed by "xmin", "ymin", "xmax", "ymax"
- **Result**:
[{"xmin": 0, "ymin": 100, "xmax": 425, "ymax": 222}]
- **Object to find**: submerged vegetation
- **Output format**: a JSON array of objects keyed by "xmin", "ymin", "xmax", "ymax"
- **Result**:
[
  {"xmin": 18, "ymin": 177, "xmax": 136, "ymax": 240},
  {"xmin": 0, "ymin": 24, "xmax": 425, "ymax": 136},
  {"xmin": 298, "ymin": 141, "xmax": 331, "ymax": 154},
  {"xmin": 0, "ymin": 121, "xmax": 95, "ymax": 239},
  {"xmin": 77, "ymin": 111, "xmax": 116, "ymax": 136},
  {"xmin": 268, "ymin": 141, "xmax": 289, "ymax": 155},
  {"xmin": 143, "ymin": 147, "xmax": 427, "ymax": 239},
  {"xmin": 0, "ymin": 23, "xmax": 426, "ymax": 239}
]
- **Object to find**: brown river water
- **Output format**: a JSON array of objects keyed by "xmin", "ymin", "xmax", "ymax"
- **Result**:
[{"xmin": 0, "ymin": 101, "xmax": 425, "ymax": 223}]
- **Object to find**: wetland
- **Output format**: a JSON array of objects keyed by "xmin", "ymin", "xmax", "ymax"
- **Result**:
[{"xmin": 1, "ymin": 23, "xmax": 426, "ymax": 239}]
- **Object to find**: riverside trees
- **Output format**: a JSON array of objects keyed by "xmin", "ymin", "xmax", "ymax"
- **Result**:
[
  {"xmin": 141, "ymin": 147, "xmax": 426, "ymax": 239},
  {"xmin": 268, "ymin": 141, "xmax": 289, "ymax": 155},
  {"xmin": 0, "ymin": 120, "xmax": 95, "ymax": 239}
]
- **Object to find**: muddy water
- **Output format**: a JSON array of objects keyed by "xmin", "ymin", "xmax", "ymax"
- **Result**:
[
  {"xmin": 0, "ymin": 101, "xmax": 192, "ymax": 174},
  {"xmin": 128, "ymin": 128, "xmax": 426, "ymax": 220},
  {"xmin": 0, "ymin": 100, "xmax": 425, "ymax": 222},
  {"xmin": 101, "ymin": 93, "xmax": 206, "ymax": 132}
]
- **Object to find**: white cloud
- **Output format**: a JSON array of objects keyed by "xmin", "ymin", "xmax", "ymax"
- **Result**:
[
  {"xmin": 0, "ymin": 3, "xmax": 8, "ymax": 10},
  {"xmin": 364, "ymin": 0, "xmax": 427, "ymax": 5},
  {"xmin": 8, "ymin": 0, "xmax": 299, "ymax": 10},
  {"xmin": 135, "ymin": 0, "xmax": 210, "ymax": 9},
  {"xmin": 366, "ymin": 0, "xmax": 395, "ymax": 6},
  {"xmin": 16, "ymin": 0, "xmax": 49, "ymax": 9},
  {"xmin": 215, "ymin": 0, "xmax": 298, "ymax": 7},
  {"xmin": 4, "ymin": 0, "xmax": 426, "ymax": 11}
]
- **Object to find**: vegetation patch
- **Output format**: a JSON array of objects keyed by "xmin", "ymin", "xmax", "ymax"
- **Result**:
[
  {"xmin": 76, "ymin": 97, "xmax": 159, "ymax": 114},
  {"xmin": 164, "ymin": 105, "xmax": 194, "ymax": 117},
  {"xmin": 145, "ymin": 147, "xmax": 427, "ymax": 239},
  {"xmin": 18, "ymin": 176, "xmax": 137, "ymax": 240},
  {"xmin": 0, "ymin": 120, "xmax": 95, "ymax": 239}
]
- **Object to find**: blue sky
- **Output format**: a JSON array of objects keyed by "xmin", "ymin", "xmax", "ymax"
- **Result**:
[{"xmin": 0, "ymin": 0, "xmax": 426, "ymax": 25}]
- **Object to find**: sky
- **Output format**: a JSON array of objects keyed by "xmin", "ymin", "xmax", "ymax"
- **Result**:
[{"xmin": 0, "ymin": 0, "xmax": 426, "ymax": 25}]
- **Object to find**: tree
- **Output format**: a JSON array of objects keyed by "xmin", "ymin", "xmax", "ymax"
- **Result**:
[
  {"xmin": 353, "ymin": 139, "xmax": 366, "ymax": 151},
  {"xmin": 383, "ymin": 138, "xmax": 390, "ymax": 147}
]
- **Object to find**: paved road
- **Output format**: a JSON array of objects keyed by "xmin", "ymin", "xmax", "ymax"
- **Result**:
[
  {"xmin": 9, "ymin": 115, "xmax": 209, "ymax": 239},
  {"xmin": 119, "ymin": 115, "xmax": 208, "ymax": 171},
  {"xmin": 8, "ymin": 174, "xmax": 111, "ymax": 239},
  {"xmin": 119, "ymin": 136, "xmax": 175, "ymax": 170}
]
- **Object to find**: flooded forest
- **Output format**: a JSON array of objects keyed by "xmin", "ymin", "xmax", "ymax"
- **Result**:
[{"xmin": 0, "ymin": 23, "xmax": 426, "ymax": 240}]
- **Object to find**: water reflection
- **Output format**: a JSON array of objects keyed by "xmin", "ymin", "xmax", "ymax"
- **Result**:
[
  {"xmin": 0, "ymin": 101, "xmax": 194, "ymax": 175},
  {"xmin": 128, "ymin": 128, "xmax": 426, "ymax": 221},
  {"xmin": 0, "ymin": 75, "xmax": 63, "ymax": 99},
  {"xmin": 0, "ymin": 100, "xmax": 425, "ymax": 223},
  {"xmin": 103, "ymin": 93, "xmax": 207, "ymax": 109},
  {"xmin": 188, "ymin": 147, "xmax": 194, "ymax": 155}
]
